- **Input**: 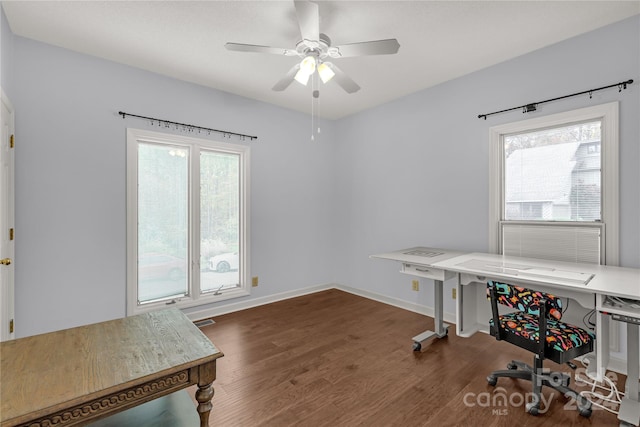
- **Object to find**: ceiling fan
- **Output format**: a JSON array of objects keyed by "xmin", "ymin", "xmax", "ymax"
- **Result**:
[{"xmin": 225, "ymin": 0, "xmax": 400, "ymax": 94}]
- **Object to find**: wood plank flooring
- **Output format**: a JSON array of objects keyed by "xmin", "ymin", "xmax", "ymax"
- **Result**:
[{"xmin": 194, "ymin": 289, "xmax": 624, "ymax": 426}]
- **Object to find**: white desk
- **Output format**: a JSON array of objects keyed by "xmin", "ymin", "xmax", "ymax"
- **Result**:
[
  {"xmin": 372, "ymin": 247, "xmax": 640, "ymax": 426},
  {"xmin": 371, "ymin": 247, "xmax": 465, "ymax": 350},
  {"xmin": 434, "ymin": 252, "xmax": 640, "ymax": 378}
]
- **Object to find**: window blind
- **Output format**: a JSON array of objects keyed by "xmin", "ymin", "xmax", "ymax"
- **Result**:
[{"xmin": 501, "ymin": 222, "xmax": 602, "ymax": 264}]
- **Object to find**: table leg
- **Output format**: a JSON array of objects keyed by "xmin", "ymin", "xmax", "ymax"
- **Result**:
[
  {"xmin": 195, "ymin": 360, "xmax": 217, "ymax": 427},
  {"xmin": 618, "ymin": 322, "xmax": 640, "ymax": 427},
  {"xmin": 412, "ymin": 279, "xmax": 449, "ymax": 351},
  {"xmin": 433, "ymin": 279, "xmax": 447, "ymax": 337}
]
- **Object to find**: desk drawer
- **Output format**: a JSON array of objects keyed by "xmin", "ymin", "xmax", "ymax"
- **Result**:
[{"xmin": 401, "ymin": 263, "xmax": 453, "ymax": 281}]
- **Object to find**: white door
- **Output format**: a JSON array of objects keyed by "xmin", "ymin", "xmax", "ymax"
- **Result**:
[{"xmin": 1, "ymin": 89, "xmax": 15, "ymax": 341}]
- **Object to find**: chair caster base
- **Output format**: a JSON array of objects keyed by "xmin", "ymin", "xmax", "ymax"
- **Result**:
[
  {"xmin": 579, "ymin": 407, "xmax": 592, "ymax": 418},
  {"xmin": 487, "ymin": 375, "xmax": 497, "ymax": 386},
  {"xmin": 578, "ymin": 398, "xmax": 592, "ymax": 418},
  {"xmin": 525, "ymin": 402, "xmax": 539, "ymax": 416}
]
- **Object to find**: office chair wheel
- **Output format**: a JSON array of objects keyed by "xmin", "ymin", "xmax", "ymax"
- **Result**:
[
  {"xmin": 525, "ymin": 402, "xmax": 539, "ymax": 416},
  {"xmin": 578, "ymin": 407, "xmax": 592, "ymax": 418},
  {"xmin": 486, "ymin": 375, "xmax": 497, "ymax": 386},
  {"xmin": 578, "ymin": 398, "xmax": 592, "ymax": 418},
  {"xmin": 412, "ymin": 342, "xmax": 421, "ymax": 351}
]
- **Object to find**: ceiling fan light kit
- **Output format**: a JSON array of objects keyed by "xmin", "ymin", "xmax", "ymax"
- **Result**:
[
  {"xmin": 317, "ymin": 62, "xmax": 335, "ymax": 84},
  {"xmin": 225, "ymin": 0, "xmax": 400, "ymax": 94},
  {"xmin": 294, "ymin": 55, "xmax": 317, "ymax": 85}
]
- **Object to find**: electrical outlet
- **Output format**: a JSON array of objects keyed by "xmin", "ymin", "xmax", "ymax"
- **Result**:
[
  {"xmin": 412, "ymin": 280, "xmax": 419, "ymax": 291},
  {"xmin": 452, "ymin": 288, "xmax": 457, "ymax": 299},
  {"xmin": 252, "ymin": 276, "xmax": 259, "ymax": 287}
]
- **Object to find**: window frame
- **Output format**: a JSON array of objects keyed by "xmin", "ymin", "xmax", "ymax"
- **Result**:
[
  {"xmin": 126, "ymin": 128, "xmax": 250, "ymax": 316},
  {"xmin": 488, "ymin": 102, "xmax": 619, "ymax": 265}
]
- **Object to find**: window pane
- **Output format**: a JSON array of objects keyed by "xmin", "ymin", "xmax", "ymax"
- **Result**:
[
  {"xmin": 200, "ymin": 150, "xmax": 240, "ymax": 293},
  {"xmin": 137, "ymin": 143, "xmax": 189, "ymax": 303},
  {"xmin": 504, "ymin": 121, "xmax": 601, "ymax": 221}
]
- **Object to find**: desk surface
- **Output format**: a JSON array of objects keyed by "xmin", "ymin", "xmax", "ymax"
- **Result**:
[
  {"xmin": 370, "ymin": 246, "xmax": 466, "ymax": 266},
  {"xmin": 372, "ymin": 246, "xmax": 639, "ymax": 300},
  {"xmin": 0, "ymin": 308, "xmax": 223, "ymax": 427},
  {"xmin": 434, "ymin": 252, "xmax": 640, "ymax": 300}
]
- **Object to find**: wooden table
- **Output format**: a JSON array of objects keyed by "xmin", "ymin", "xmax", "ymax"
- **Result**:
[{"xmin": 0, "ymin": 308, "xmax": 223, "ymax": 427}]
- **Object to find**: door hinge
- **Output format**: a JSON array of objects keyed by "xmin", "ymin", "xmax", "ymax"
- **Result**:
[
  {"xmin": 9, "ymin": 134, "xmax": 14, "ymax": 148},
  {"xmin": 9, "ymin": 228, "xmax": 13, "ymax": 241},
  {"xmin": 9, "ymin": 319, "xmax": 14, "ymax": 334}
]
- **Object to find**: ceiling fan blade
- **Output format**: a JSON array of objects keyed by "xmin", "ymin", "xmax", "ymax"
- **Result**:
[
  {"xmin": 272, "ymin": 64, "xmax": 301, "ymax": 91},
  {"xmin": 294, "ymin": 1, "xmax": 320, "ymax": 44},
  {"xmin": 330, "ymin": 39, "xmax": 400, "ymax": 58},
  {"xmin": 225, "ymin": 42, "xmax": 296, "ymax": 56},
  {"xmin": 325, "ymin": 63, "xmax": 360, "ymax": 94}
]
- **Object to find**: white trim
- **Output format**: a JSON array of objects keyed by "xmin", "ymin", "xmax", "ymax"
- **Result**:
[
  {"xmin": 600, "ymin": 102, "xmax": 619, "ymax": 266},
  {"xmin": 0, "ymin": 88, "xmax": 15, "ymax": 341},
  {"xmin": 488, "ymin": 102, "xmax": 619, "ymax": 265},
  {"xmin": 125, "ymin": 130, "xmax": 138, "ymax": 315},
  {"xmin": 126, "ymin": 128, "xmax": 250, "ymax": 316},
  {"xmin": 488, "ymin": 127, "xmax": 502, "ymax": 253},
  {"xmin": 1, "ymin": 89, "xmax": 14, "ymax": 112}
]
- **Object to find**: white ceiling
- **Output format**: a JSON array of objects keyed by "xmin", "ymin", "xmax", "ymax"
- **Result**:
[{"xmin": 2, "ymin": 1, "xmax": 639, "ymax": 119}]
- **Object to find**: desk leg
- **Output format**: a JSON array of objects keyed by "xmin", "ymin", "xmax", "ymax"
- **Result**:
[
  {"xmin": 195, "ymin": 360, "xmax": 217, "ymax": 427},
  {"xmin": 412, "ymin": 279, "xmax": 449, "ymax": 351},
  {"xmin": 590, "ymin": 311, "xmax": 610, "ymax": 381},
  {"xmin": 619, "ymin": 323, "xmax": 640, "ymax": 427}
]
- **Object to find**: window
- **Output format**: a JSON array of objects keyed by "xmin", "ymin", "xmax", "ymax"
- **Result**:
[
  {"xmin": 489, "ymin": 102, "xmax": 619, "ymax": 265},
  {"xmin": 503, "ymin": 120, "xmax": 601, "ymax": 222},
  {"xmin": 126, "ymin": 128, "xmax": 250, "ymax": 314}
]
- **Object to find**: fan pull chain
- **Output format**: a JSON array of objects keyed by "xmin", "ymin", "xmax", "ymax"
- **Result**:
[
  {"xmin": 311, "ymin": 73, "xmax": 318, "ymax": 141},
  {"xmin": 314, "ymin": 90, "xmax": 320, "ymax": 139}
]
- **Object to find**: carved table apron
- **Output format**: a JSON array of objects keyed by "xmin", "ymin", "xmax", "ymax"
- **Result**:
[{"xmin": 0, "ymin": 308, "xmax": 223, "ymax": 427}]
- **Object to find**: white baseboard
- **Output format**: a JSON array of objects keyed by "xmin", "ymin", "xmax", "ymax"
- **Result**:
[
  {"xmin": 186, "ymin": 282, "xmax": 456, "ymax": 326},
  {"xmin": 184, "ymin": 283, "xmax": 334, "ymax": 321},
  {"xmin": 606, "ymin": 356, "xmax": 629, "ymax": 376},
  {"xmin": 333, "ymin": 284, "xmax": 457, "ymax": 325}
]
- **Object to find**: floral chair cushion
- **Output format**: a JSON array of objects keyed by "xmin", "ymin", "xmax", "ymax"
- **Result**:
[{"xmin": 487, "ymin": 281, "xmax": 563, "ymax": 321}]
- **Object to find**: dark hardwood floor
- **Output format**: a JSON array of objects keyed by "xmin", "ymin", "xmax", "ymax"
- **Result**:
[{"xmin": 194, "ymin": 289, "xmax": 623, "ymax": 426}]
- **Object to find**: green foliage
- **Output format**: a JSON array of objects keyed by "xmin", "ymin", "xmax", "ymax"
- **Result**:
[
  {"xmin": 138, "ymin": 143, "xmax": 240, "ymax": 258},
  {"xmin": 200, "ymin": 150, "xmax": 240, "ymax": 249},
  {"xmin": 505, "ymin": 121, "xmax": 601, "ymax": 158}
]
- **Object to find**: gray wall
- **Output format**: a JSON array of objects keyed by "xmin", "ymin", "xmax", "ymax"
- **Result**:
[
  {"xmin": 333, "ymin": 15, "xmax": 640, "ymax": 316},
  {"xmin": 3, "ymin": 9, "xmax": 639, "ymax": 337},
  {"xmin": 1, "ymin": 5, "xmax": 14, "ymax": 96},
  {"xmin": 10, "ymin": 35, "xmax": 338, "ymax": 337}
]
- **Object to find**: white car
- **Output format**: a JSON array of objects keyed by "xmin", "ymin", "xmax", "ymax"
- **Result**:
[{"xmin": 209, "ymin": 252, "xmax": 239, "ymax": 273}]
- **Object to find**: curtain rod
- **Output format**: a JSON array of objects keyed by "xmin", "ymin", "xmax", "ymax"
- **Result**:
[
  {"xmin": 478, "ymin": 79, "xmax": 634, "ymax": 120},
  {"xmin": 118, "ymin": 111, "xmax": 258, "ymax": 141}
]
